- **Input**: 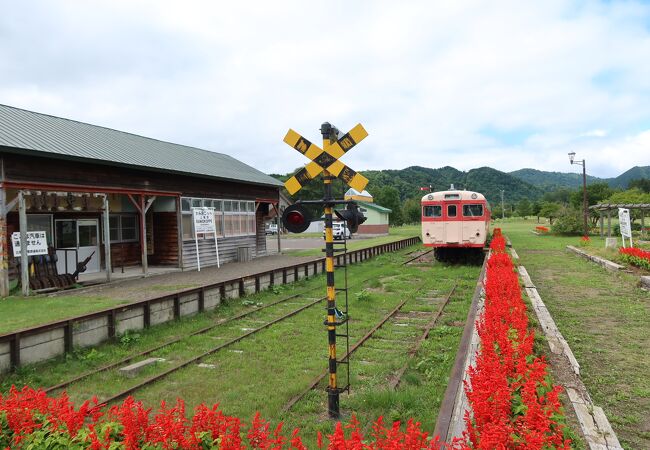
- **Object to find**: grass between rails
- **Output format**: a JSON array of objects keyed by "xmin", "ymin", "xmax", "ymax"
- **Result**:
[
  {"xmin": 499, "ymin": 219, "xmax": 650, "ymax": 450},
  {"xmin": 2, "ymin": 244, "xmax": 479, "ymax": 447}
]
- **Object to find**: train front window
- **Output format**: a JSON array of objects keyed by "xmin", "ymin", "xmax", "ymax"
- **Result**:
[
  {"xmin": 423, "ymin": 205, "xmax": 442, "ymax": 217},
  {"xmin": 463, "ymin": 204, "xmax": 483, "ymax": 217},
  {"xmin": 447, "ymin": 205, "xmax": 457, "ymax": 217}
]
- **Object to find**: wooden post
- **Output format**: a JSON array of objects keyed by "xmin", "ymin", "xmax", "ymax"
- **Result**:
[
  {"xmin": 140, "ymin": 195, "xmax": 147, "ymax": 275},
  {"xmin": 642, "ymin": 210, "xmax": 646, "ymax": 239},
  {"xmin": 176, "ymin": 196, "xmax": 183, "ymax": 269},
  {"xmin": 607, "ymin": 210, "xmax": 612, "ymax": 237},
  {"xmin": 0, "ymin": 181, "xmax": 8, "ymax": 297},
  {"xmin": 19, "ymin": 191, "xmax": 29, "ymax": 296},
  {"xmin": 103, "ymin": 195, "xmax": 112, "ymax": 283}
]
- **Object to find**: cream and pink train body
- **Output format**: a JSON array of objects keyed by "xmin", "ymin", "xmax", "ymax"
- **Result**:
[{"xmin": 421, "ymin": 189, "xmax": 491, "ymax": 249}]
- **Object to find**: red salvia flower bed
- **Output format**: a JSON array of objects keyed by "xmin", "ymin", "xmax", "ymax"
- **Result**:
[
  {"xmin": 619, "ymin": 246, "xmax": 650, "ymax": 270},
  {"xmin": 458, "ymin": 234, "xmax": 571, "ymax": 449},
  {"xmin": 0, "ymin": 386, "xmax": 451, "ymax": 449},
  {"xmin": 534, "ymin": 226, "xmax": 549, "ymax": 233}
]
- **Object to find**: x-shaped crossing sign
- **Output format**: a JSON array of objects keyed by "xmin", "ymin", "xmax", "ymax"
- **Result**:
[{"xmin": 283, "ymin": 124, "xmax": 369, "ymax": 195}]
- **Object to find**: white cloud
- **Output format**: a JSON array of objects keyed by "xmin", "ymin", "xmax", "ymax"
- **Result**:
[{"xmin": 0, "ymin": 0, "xmax": 649, "ymax": 179}]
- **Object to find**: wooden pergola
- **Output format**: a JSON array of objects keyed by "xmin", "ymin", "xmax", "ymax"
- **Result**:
[{"xmin": 589, "ymin": 203, "xmax": 650, "ymax": 237}]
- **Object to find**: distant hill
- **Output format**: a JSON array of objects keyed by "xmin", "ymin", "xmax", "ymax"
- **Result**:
[
  {"xmin": 508, "ymin": 168, "xmax": 602, "ymax": 191},
  {"xmin": 509, "ymin": 166, "xmax": 650, "ymax": 190},
  {"xmin": 608, "ymin": 166, "xmax": 650, "ymax": 188},
  {"xmin": 361, "ymin": 166, "xmax": 543, "ymax": 205},
  {"xmin": 272, "ymin": 165, "xmax": 649, "ymax": 207}
]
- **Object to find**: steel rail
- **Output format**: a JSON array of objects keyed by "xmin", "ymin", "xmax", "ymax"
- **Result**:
[
  {"xmin": 402, "ymin": 249, "xmax": 434, "ymax": 265},
  {"xmin": 99, "ymin": 295, "xmax": 327, "ymax": 406},
  {"xmin": 44, "ymin": 286, "xmax": 322, "ymax": 394},
  {"xmin": 388, "ymin": 280, "xmax": 458, "ymax": 390}
]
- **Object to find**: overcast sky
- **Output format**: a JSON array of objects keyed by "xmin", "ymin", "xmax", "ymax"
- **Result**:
[{"xmin": 1, "ymin": 1, "xmax": 649, "ymax": 178}]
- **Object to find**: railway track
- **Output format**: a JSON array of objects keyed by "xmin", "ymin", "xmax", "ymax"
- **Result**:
[
  {"xmin": 44, "ymin": 285, "xmax": 324, "ymax": 394},
  {"xmin": 47, "ymin": 276, "xmax": 371, "ymax": 405},
  {"xmin": 281, "ymin": 278, "xmax": 459, "ymax": 412}
]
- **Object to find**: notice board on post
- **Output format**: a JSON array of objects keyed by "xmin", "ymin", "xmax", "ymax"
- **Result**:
[
  {"xmin": 618, "ymin": 207, "xmax": 632, "ymax": 247},
  {"xmin": 192, "ymin": 207, "xmax": 220, "ymax": 270},
  {"xmin": 11, "ymin": 231, "xmax": 48, "ymax": 258}
]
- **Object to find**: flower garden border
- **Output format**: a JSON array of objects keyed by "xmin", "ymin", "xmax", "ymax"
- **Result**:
[{"xmin": 517, "ymin": 255, "xmax": 623, "ymax": 449}]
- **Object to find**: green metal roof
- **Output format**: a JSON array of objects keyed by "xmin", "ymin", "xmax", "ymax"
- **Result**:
[
  {"xmin": 0, "ymin": 104, "xmax": 283, "ymax": 188},
  {"xmin": 357, "ymin": 200, "xmax": 392, "ymax": 213}
]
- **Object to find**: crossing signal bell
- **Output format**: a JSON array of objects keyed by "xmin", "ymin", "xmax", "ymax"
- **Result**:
[
  {"xmin": 335, "ymin": 203, "xmax": 367, "ymax": 233},
  {"xmin": 281, "ymin": 204, "xmax": 312, "ymax": 233}
]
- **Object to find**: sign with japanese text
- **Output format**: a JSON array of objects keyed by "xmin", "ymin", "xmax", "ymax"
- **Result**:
[
  {"xmin": 618, "ymin": 208, "xmax": 631, "ymax": 238},
  {"xmin": 11, "ymin": 231, "xmax": 48, "ymax": 257},
  {"xmin": 193, "ymin": 207, "xmax": 216, "ymax": 235}
]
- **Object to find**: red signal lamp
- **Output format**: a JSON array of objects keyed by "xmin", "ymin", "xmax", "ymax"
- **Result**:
[{"xmin": 282, "ymin": 204, "xmax": 312, "ymax": 233}]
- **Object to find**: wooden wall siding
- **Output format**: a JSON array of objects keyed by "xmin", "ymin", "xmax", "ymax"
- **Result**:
[
  {"xmin": 107, "ymin": 242, "xmax": 141, "ymax": 269},
  {"xmin": 2, "ymin": 153, "xmax": 278, "ymax": 200},
  {"xmin": 182, "ymin": 235, "xmax": 257, "ymax": 270},
  {"xmin": 150, "ymin": 212, "xmax": 178, "ymax": 266},
  {"xmin": 255, "ymin": 210, "xmax": 266, "ymax": 256}
]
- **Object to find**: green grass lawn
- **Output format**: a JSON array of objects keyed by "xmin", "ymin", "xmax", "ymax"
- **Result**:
[
  {"xmin": 498, "ymin": 218, "xmax": 650, "ymax": 450},
  {"xmin": 0, "ymin": 295, "xmax": 132, "ymax": 334}
]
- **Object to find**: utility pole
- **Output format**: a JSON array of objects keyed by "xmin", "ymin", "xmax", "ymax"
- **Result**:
[
  {"xmin": 500, "ymin": 190, "xmax": 505, "ymax": 220},
  {"xmin": 568, "ymin": 152, "xmax": 589, "ymax": 236}
]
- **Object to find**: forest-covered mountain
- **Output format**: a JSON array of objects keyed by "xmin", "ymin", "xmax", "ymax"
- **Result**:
[
  {"xmin": 362, "ymin": 166, "xmax": 543, "ymax": 205},
  {"xmin": 509, "ymin": 166, "xmax": 650, "ymax": 190},
  {"xmin": 272, "ymin": 165, "xmax": 649, "ymax": 207}
]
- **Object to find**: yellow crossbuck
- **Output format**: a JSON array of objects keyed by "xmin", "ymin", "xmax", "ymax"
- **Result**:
[{"xmin": 283, "ymin": 124, "xmax": 369, "ymax": 195}]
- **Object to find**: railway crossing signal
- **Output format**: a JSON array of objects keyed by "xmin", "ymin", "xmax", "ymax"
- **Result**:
[
  {"xmin": 283, "ymin": 123, "xmax": 369, "ymax": 195},
  {"xmin": 334, "ymin": 203, "xmax": 366, "ymax": 233},
  {"xmin": 281, "ymin": 204, "xmax": 312, "ymax": 233},
  {"xmin": 281, "ymin": 122, "xmax": 369, "ymax": 419}
]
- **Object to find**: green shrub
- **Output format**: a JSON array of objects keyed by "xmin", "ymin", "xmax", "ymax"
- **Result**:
[{"xmin": 551, "ymin": 207, "xmax": 583, "ymax": 235}]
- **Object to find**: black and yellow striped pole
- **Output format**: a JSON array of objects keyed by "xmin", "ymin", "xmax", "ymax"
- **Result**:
[
  {"xmin": 281, "ymin": 121, "xmax": 370, "ymax": 419},
  {"xmin": 321, "ymin": 123, "xmax": 340, "ymax": 418}
]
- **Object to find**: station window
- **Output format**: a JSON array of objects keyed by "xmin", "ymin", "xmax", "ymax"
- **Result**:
[
  {"xmin": 463, "ymin": 204, "xmax": 484, "ymax": 217},
  {"xmin": 423, "ymin": 205, "xmax": 442, "ymax": 217},
  {"xmin": 447, "ymin": 205, "xmax": 457, "ymax": 217},
  {"xmin": 109, "ymin": 215, "xmax": 139, "ymax": 243},
  {"xmin": 181, "ymin": 197, "xmax": 255, "ymax": 240}
]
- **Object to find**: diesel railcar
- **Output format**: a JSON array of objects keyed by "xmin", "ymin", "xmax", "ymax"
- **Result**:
[{"xmin": 421, "ymin": 187, "xmax": 491, "ymax": 261}]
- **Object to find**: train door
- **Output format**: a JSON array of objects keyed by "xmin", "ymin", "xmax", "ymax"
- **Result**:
[{"xmin": 444, "ymin": 202, "xmax": 460, "ymax": 243}]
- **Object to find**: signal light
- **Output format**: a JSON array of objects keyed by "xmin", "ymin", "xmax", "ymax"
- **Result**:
[
  {"xmin": 335, "ymin": 202, "xmax": 367, "ymax": 234},
  {"xmin": 282, "ymin": 204, "xmax": 312, "ymax": 233}
]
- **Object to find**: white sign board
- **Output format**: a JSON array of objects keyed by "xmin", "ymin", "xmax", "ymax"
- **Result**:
[
  {"xmin": 191, "ymin": 207, "xmax": 220, "ymax": 270},
  {"xmin": 12, "ymin": 231, "xmax": 48, "ymax": 257},
  {"xmin": 192, "ymin": 207, "xmax": 216, "ymax": 235},
  {"xmin": 618, "ymin": 208, "xmax": 632, "ymax": 238}
]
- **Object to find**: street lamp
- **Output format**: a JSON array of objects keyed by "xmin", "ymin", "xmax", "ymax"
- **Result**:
[{"xmin": 568, "ymin": 152, "xmax": 589, "ymax": 236}]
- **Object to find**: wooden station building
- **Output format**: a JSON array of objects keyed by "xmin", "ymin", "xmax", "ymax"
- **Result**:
[{"xmin": 0, "ymin": 104, "xmax": 283, "ymax": 296}]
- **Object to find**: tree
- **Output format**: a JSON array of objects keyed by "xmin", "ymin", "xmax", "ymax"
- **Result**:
[
  {"xmin": 628, "ymin": 178, "xmax": 650, "ymax": 193},
  {"xmin": 374, "ymin": 186, "xmax": 403, "ymax": 226},
  {"xmin": 569, "ymin": 182, "xmax": 614, "ymax": 210},
  {"xmin": 604, "ymin": 188, "xmax": 650, "ymax": 224},
  {"xmin": 538, "ymin": 202, "xmax": 562, "ymax": 225},
  {"xmin": 402, "ymin": 198, "xmax": 421, "ymax": 224},
  {"xmin": 516, "ymin": 198, "xmax": 532, "ymax": 218}
]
